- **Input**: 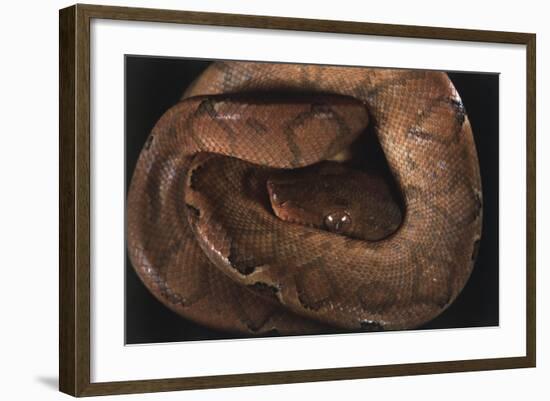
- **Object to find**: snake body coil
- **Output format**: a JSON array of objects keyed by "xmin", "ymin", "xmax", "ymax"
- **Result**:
[{"xmin": 127, "ymin": 61, "xmax": 482, "ymax": 334}]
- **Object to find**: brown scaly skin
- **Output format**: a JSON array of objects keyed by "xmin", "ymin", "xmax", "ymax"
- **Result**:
[{"xmin": 127, "ymin": 61, "xmax": 482, "ymax": 334}]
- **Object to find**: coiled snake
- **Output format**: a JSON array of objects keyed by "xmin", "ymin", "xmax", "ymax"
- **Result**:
[{"xmin": 127, "ymin": 61, "xmax": 482, "ymax": 335}]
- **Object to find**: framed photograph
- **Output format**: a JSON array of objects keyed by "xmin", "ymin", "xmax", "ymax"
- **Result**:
[{"xmin": 59, "ymin": 4, "xmax": 536, "ymax": 397}]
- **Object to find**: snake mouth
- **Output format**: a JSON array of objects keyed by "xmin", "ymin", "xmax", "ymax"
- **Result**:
[{"xmin": 266, "ymin": 180, "xmax": 319, "ymax": 227}]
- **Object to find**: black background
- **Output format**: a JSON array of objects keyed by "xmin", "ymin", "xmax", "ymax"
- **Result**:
[{"xmin": 125, "ymin": 56, "xmax": 499, "ymax": 344}]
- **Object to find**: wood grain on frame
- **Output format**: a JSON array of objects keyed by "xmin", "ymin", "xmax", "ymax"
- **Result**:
[{"xmin": 59, "ymin": 3, "xmax": 536, "ymax": 397}]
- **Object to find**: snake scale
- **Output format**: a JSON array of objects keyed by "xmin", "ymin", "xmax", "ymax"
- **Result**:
[{"xmin": 127, "ymin": 61, "xmax": 483, "ymax": 335}]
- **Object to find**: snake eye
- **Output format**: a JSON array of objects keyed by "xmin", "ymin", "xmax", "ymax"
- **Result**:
[{"xmin": 324, "ymin": 211, "xmax": 352, "ymax": 234}]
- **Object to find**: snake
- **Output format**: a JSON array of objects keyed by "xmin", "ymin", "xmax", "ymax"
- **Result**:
[{"xmin": 127, "ymin": 61, "xmax": 482, "ymax": 335}]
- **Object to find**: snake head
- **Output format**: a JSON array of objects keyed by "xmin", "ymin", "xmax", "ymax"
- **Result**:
[
  {"xmin": 267, "ymin": 175, "xmax": 356, "ymax": 237},
  {"xmin": 266, "ymin": 162, "xmax": 402, "ymax": 241}
]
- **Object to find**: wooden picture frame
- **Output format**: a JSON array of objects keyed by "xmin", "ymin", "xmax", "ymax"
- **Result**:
[{"xmin": 59, "ymin": 3, "xmax": 536, "ymax": 397}]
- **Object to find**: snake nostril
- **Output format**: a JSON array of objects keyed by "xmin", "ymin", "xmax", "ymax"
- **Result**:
[
  {"xmin": 185, "ymin": 203, "xmax": 201, "ymax": 219},
  {"xmin": 272, "ymin": 192, "xmax": 282, "ymax": 205},
  {"xmin": 267, "ymin": 181, "xmax": 284, "ymax": 205}
]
